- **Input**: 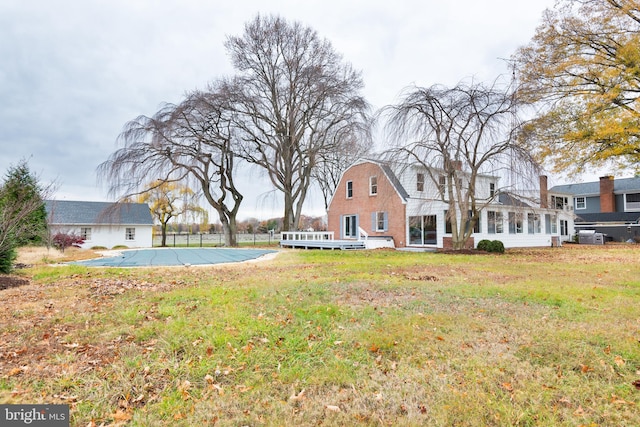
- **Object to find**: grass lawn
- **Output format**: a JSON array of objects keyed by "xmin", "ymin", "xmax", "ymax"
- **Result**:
[{"xmin": 1, "ymin": 245, "xmax": 639, "ymax": 426}]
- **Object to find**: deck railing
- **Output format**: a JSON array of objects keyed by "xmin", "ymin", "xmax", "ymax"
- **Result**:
[{"xmin": 280, "ymin": 231, "xmax": 334, "ymax": 241}]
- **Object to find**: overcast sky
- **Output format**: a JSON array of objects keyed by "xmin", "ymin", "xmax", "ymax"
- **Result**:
[{"xmin": 0, "ymin": 0, "xmax": 559, "ymax": 220}]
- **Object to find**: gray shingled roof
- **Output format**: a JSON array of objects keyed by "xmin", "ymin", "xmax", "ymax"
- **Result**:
[
  {"xmin": 550, "ymin": 176, "xmax": 640, "ymax": 195},
  {"xmin": 45, "ymin": 200, "xmax": 153, "ymax": 225},
  {"xmin": 575, "ymin": 212, "xmax": 640, "ymax": 224}
]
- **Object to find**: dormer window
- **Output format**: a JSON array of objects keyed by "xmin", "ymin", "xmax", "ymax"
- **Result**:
[{"xmin": 417, "ymin": 173, "xmax": 424, "ymax": 192}]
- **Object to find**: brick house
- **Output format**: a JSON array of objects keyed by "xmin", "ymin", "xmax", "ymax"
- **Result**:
[
  {"xmin": 327, "ymin": 159, "xmax": 575, "ymax": 249},
  {"xmin": 550, "ymin": 176, "xmax": 640, "ymax": 242}
]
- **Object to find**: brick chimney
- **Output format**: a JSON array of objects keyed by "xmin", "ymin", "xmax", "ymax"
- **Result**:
[
  {"xmin": 540, "ymin": 175, "xmax": 548, "ymax": 208},
  {"xmin": 599, "ymin": 176, "xmax": 615, "ymax": 213}
]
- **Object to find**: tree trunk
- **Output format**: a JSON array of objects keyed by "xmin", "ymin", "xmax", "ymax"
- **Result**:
[{"xmin": 160, "ymin": 222, "xmax": 168, "ymax": 247}]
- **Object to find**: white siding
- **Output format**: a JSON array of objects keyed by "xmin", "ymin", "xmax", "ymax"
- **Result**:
[{"xmin": 50, "ymin": 224, "xmax": 153, "ymax": 249}]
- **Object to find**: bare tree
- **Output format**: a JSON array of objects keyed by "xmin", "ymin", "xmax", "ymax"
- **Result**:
[
  {"xmin": 98, "ymin": 83, "xmax": 243, "ymax": 246},
  {"xmin": 381, "ymin": 80, "xmax": 538, "ymax": 250},
  {"xmin": 225, "ymin": 14, "xmax": 371, "ymax": 231},
  {"xmin": 312, "ymin": 131, "xmax": 372, "ymax": 210}
]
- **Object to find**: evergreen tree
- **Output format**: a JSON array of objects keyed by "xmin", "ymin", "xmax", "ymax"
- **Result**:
[{"xmin": 2, "ymin": 160, "xmax": 48, "ymax": 246}]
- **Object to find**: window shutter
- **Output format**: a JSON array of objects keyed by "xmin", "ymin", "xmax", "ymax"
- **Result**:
[
  {"xmin": 371, "ymin": 212, "xmax": 376, "ymax": 231},
  {"xmin": 383, "ymin": 212, "xmax": 388, "ymax": 231},
  {"xmin": 340, "ymin": 215, "xmax": 344, "ymax": 238}
]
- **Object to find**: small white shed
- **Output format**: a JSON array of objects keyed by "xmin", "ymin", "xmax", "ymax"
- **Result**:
[{"xmin": 45, "ymin": 200, "xmax": 153, "ymax": 249}]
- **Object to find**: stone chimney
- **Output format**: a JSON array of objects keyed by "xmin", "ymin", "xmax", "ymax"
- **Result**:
[
  {"xmin": 540, "ymin": 175, "xmax": 548, "ymax": 208},
  {"xmin": 599, "ymin": 176, "xmax": 615, "ymax": 213}
]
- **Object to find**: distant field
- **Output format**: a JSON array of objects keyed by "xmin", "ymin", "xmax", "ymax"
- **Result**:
[{"xmin": 1, "ymin": 244, "xmax": 639, "ymax": 426}]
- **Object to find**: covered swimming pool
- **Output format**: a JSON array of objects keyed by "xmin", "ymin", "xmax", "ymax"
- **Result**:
[{"xmin": 72, "ymin": 248, "xmax": 277, "ymax": 267}]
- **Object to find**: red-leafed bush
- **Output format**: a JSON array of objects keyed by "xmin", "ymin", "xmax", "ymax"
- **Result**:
[{"xmin": 52, "ymin": 232, "xmax": 85, "ymax": 252}]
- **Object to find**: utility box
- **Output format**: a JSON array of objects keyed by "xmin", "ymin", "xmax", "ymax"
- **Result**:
[{"xmin": 578, "ymin": 230, "xmax": 605, "ymax": 245}]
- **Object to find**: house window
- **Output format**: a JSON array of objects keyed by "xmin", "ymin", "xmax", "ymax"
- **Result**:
[
  {"xmin": 546, "ymin": 215, "xmax": 559, "ymax": 234},
  {"xmin": 444, "ymin": 210, "xmax": 478, "ymax": 234},
  {"xmin": 551, "ymin": 195, "xmax": 568, "ymax": 210},
  {"xmin": 489, "ymin": 183, "xmax": 496, "ymax": 198},
  {"xmin": 624, "ymin": 193, "xmax": 640, "ymax": 211},
  {"xmin": 560, "ymin": 220, "xmax": 568, "ymax": 236},
  {"xmin": 343, "ymin": 215, "xmax": 357, "ymax": 238},
  {"xmin": 417, "ymin": 173, "xmax": 425, "ymax": 192},
  {"xmin": 369, "ymin": 176, "xmax": 378, "ymax": 195},
  {"xmin": 373, "ymin": 211, "xmax": 388, "ymax": 232},
  {"xmin": 465, "ymin": 211, "xmax": 480, "ymax": 234},
  {"xmin": 508, "ymin": 212, "xmax": 523, "ymax": 234},
  {"xmin": 488, "ymin": 211, "xmax": 503, "ymax": 234},
  {"xmin": 438, "ymin": 175, "xmax": 446, "ymax": 196},
  {"xmin": 80, "ymin": 227, "xmax": 92, "ymax": 240},
  {"xmin": 575, "ymin": 196, "xmax": 586, "ymax": 210},
  {"xmin": 527, "ymin": 213, "xmax": 541, "ymax": 234},
  {"xmin": 409, "ymin": 215, "xmax": 437, "ymax": 245},
  {"xmin": 125, "ymin": 227, "xmax": 135, "ymax": 241},
  {"xmin": 346, "ymin": 181, "xmax": 353, "ymax": 199}
]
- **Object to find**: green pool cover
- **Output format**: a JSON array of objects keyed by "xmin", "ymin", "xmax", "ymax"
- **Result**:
[{"xmin": 72, "ymin": 248, "xmax": 277, "ymax": 267}]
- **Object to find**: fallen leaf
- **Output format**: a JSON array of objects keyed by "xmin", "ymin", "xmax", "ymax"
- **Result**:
[
  {"xmin": 614, "ymin": 355, "xmax": 625, "ymax": 366},
  {"xmin": 112, "ymin": 410, "xmax": 132, "ymax": 422},
  {"xmin": 289, "ymin": 389, "xmax": 305, "ymax": 402},
  {"xmin": 325, "ymin": 405, "xmax": 341, "ymax": 412},
  {"xmin": 501, "ymin": 382, "xmax": 513, "ymax": 392}
]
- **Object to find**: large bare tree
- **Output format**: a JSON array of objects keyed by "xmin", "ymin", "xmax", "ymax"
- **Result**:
[
  {"xmin": 98, "ymin": 84, "xmax": 243, "ymax": 246},
  {"xmin": 312, "ymin": 131, "xmax": 371, "ymax": 209},
  {"xmin": 381, "ymin": 80, "xmax": 538, "ymax": 250},
  {"xmin": 224, "ymin": 14, "xmax": 371, "ymax": 231},
  {"xmin": 514, "ymin": 0, "xmax": 640, "ymax": 174}
]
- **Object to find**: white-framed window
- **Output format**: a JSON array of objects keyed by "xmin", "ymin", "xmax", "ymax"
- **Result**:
[
  {"xmin": 80, "ymin": 227, "xmax": 92, "ymax": 240},
  {"xmin": 508, "ymin": 212, "xmax": 523, "ymax": 234},
  {"xmin": 487, "ymin": 211, "xmax": 503, "ymax": 234},
  {"xmin": 560, "ymin": 220, "xmax": 568, "ymax": 236},
  {"xmin": 527, "ymin": 213, "xmax": 541, "ymax": 234},
  {"xmin": 624, "ymin": 193, "xmax": 640, "ymax": 211},
  {"xmin": 343, "ymin": 214, "xmax": 357, "ymax": 238},
  {"xmin": 346, "ymin": 180, "xmax": 353, "ymax": 199},
  {"xmin": 551, "ymin": 195, "xmax": 568, "ymax": 210},
  {"xmin": 369, "ymin": 176, "xmax": 378, "ymax": 195},
  {"xmin": 125, "ymin": 227, "xmax": 135, "ymax": 241},
  {"xmin": 575, "ymin": 196, "xmax": 586, "ymax": 210},
  {"xmin": 489, "ymin": 182, "xmax": 496, "ymax": 198},
  {"xmin": 438, "ymin": 175, "xmax": 446, "ymax": 195},
  {"xmin": 416, "ymin": 173, "xmax": 425, "ymax": 192},
  {"xmin": 373, "ymin": 211, "xmax": 388, "ymax": 232}
]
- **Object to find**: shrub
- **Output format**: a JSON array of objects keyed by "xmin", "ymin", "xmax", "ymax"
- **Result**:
[
  {"xmin": 476, "ymin": 240, "xmax": 492, "ymax": 251},
  {"xmin": 52, "ymin": 232, "xmax": 84, "ymax": 252},
  {"xmin": 488, "ymin": 240, "xmax": 505, "ymax": 253}
]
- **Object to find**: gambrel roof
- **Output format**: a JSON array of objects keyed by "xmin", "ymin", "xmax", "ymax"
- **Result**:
[{"xmin": 45, "ymin": 200, "xmax": 153, "ymax": 225}]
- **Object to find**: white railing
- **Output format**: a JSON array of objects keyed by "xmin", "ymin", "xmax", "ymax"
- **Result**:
[
  {"xmin": 281, "ymin": 231, "xmax": 334, "ymax": 241},
  {"xmin": 358, "ymin": 227, "xmax": 368, "ymax": 241}
]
